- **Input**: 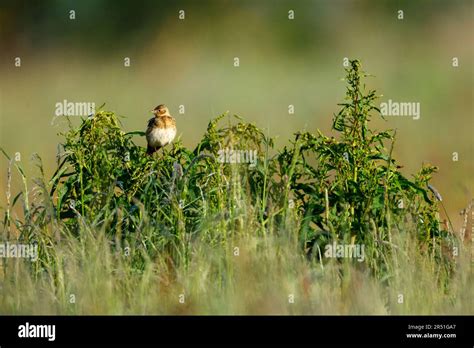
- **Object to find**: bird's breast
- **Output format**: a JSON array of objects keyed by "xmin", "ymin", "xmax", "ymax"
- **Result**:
[{"xmin": 147, "ymin": 126, "xmax": 177, "ymax": 147}]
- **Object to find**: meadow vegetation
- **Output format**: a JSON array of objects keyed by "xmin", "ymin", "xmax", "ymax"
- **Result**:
[{"xmin": 1, "ymin": 60, "xmax": 472, "ymax": 314}]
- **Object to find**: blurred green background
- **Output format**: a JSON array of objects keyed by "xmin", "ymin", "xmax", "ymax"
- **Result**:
[{"xmin": 0, "ymin": 0, "xmax": 472, "ymax": 228}]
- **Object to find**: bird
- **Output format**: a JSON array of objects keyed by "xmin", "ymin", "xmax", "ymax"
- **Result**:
[{"xmin": 146, "ymin": 104, "xmax": 177, "ymax": 155}]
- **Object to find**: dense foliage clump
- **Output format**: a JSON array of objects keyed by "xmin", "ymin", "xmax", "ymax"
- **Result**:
[{"xmin": 2, "ymin": 60, "xmax": 458, "ymax": 284}]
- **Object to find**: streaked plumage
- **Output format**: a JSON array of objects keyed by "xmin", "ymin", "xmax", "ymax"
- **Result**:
[{"xmin": 146, "ymin": 104, "xmax": 177, "ymax": 155}]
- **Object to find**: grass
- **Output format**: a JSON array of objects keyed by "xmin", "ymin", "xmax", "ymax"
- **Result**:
[{"xmin": 0, "ymin": 60, "xmax": 472, "ymax": 315}]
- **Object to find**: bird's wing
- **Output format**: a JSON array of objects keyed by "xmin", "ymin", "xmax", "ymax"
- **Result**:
[{"xmin": 146, "ymin": 117, "xmax": 156, "ymax": 135}]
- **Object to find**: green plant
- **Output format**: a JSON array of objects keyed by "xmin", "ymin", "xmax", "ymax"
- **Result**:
[
  {"xmin": 0, "ymin": 59, "xmax": 466, "ymax": 315},
  {"xmin": 275, "ymin": 60, "xmax": 456, "ymax": 277}
]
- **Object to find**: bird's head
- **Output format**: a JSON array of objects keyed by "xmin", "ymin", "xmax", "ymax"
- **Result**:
[{"xmin": 152, "ymin": 104, "xmax": 170, "ymax": 116}]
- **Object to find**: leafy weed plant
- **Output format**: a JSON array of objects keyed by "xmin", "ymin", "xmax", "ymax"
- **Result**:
[{"xmin": 0, "ymin": 60, "xmax": 469, "ymax": 314}]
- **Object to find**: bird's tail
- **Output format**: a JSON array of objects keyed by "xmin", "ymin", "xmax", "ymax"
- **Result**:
[
  {"xmin": 147, "ymin": 145, "xmax": 156, "ymax": 155},
  {"xmin": 147, "ymin": 145, "xmax": 163, "ymax": 155}
]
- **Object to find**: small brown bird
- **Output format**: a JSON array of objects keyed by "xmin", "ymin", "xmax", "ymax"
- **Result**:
[{"xmin": 146, "ymin": 104, "xmax": 177, "ymax": 155}]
